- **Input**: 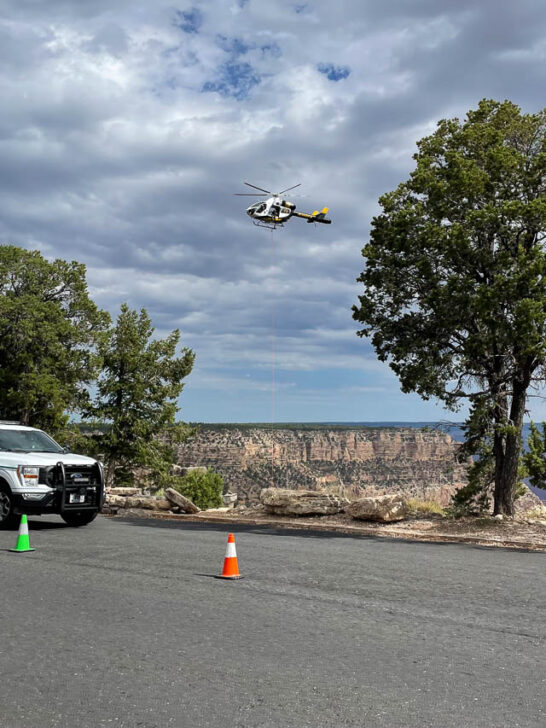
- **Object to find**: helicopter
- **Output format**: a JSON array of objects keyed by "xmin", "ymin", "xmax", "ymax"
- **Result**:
[{"xmin": 235, "ymin": 182, "xmax": 331, "ymax": 229}]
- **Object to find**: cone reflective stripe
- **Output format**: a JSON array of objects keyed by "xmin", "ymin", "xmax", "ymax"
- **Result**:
[
  {"xmin": 219, "ymin": 533, "xmax": 242, "ymax": 579},
  {"xmin": 10, "ymin": 514, "xmax": 35, "ymax": 553}
]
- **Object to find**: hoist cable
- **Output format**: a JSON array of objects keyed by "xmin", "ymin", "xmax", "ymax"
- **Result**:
[{"xmin": 270, "ymin": 225, "xmax": 276, "ymax": 487}]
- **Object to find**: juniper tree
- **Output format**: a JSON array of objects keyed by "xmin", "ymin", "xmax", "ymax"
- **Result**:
[
  {"xmin": 89, "ymin": 303, "xmax": 195, "ymax": 487},
  {"xmin": 353, "ymin": 99, "xmax": 546, "ymax": 515},
  {"xmin": 522, "ymin": 421, "xmax": 546, "ymax": 492},
  {"xmin": 0, "ymin": 245, "xmax": 110, "ymax": 432}
]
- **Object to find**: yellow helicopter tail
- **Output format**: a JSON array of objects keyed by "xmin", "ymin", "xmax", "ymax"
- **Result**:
[
  {"xmin": 292, "ymin": 207, "xmax": 332, "ymax": 224},
  {"xmin": 307, "ymin": 207, "xmax": 331, "ymax": 224}
]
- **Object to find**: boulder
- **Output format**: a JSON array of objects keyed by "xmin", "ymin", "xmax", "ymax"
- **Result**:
[
  {"xmin": 260, "ymin": 488, "xmax": 349, "ymax": 516},
  {"xmin": 105, "ymin": 496, "xmax": 171, "ymax": 515},
  {"xmin": 165, "ymin": 488, "xmax": 201, "ymax": 514},
  {"xmin": 104, "ymin": 494, "xmax": 127, "ymax": 508},
  {"xmin": 122, "ymin": 496, "xmax": 152, "ymax": 510},
  {"xmin": 222, "ymin": 492, "xmax": 238, "ymax": 509},
  {"xmin": 347, "ymin": 494, "xmax": 409, "ymax": 522},
  {"xmin": 112, "ymin": 495, "xmax": 172, "ymax": 511},
  {"xmin": 155, "ymin": 498, "xmax": 173, "ymax": 511}
]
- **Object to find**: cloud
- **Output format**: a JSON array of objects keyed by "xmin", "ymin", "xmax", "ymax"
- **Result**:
[{"xmin": 0, "ymin": 0, "xmax": 545, "ymax": 421}]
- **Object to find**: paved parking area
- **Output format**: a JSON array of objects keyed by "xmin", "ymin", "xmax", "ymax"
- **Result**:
[{"xmin": 1, "ymin": 515, "xmax": 545, "ymax": 727}]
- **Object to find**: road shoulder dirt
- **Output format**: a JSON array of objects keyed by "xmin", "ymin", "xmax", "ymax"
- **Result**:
[{"xmin": 110, "ymin": 508, "xmax": 546, "ymax": 551}]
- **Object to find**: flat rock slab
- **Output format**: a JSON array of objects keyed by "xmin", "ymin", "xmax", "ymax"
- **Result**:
[
  {"xmin": 107, "ymin": 487, "xmax": 141, "ymax": 496},
  {"xmin": 261, "ymin": 488, "xmax": 349, "ymax": 516},
  {"xmin": 104, "ymin": 494, "xmax": 173, "ymax": 511},
  {"xmin": 165, "ymin": 488, "xmax": 201, "ymax": 513},
  {"xmin": 348, "ymin": 493, "xmax": 409, "ymax": 522}
]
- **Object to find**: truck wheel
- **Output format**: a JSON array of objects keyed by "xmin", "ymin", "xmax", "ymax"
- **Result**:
[
  {"xmin": 0, "ymin": 484, "xmax": 17, "ymax": 529},
  {"xmin": 61, "ymin": 510, "xmax": 99, "ymax": 527}
]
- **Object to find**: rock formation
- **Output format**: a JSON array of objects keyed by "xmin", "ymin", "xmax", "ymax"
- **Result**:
[
  {"xmin": 164, "ymin": 488, "xmax": 201, "ymax": 514},
  {"xmin": 347, "ymin": 494, "xmax": 409, "ymax": 522},
  {"xmin": 261, "ymin": 488, "xmax": 349, "ymax": 516},
  {"xmin": 175, "ymin": 426, "xmax": 467, "ymax": 505}
]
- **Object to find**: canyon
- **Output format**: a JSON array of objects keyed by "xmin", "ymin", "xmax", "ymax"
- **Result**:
[{"xmin": 175, "ymin": 426, "xmax": 468, "ymax": 505}]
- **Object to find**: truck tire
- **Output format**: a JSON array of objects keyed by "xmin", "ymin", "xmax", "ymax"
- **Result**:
[
  {"xmin": 0, "ymin": 483, "xmax": 18, "ymax": 529},
  {"xmin": 61, "ymin": 510, "xmax": 99, "ymax": 527}
]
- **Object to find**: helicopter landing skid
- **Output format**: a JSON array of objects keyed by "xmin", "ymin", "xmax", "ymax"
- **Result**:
[{"xmin": 253, "ymin": 220, "xmax": 283, "ymax": 230}]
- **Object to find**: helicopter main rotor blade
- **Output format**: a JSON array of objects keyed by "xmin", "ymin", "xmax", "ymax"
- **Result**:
[
  {"xmin": 244, "ymin": 182, "xmax": 272, "ymax": 194},
  {"xmin": 234, "ymin": 193, "xmax": 269, "ymax": 196},
  {"xmin": 278, "ymin": 183, "xmax": 302, "ymax": 195}
]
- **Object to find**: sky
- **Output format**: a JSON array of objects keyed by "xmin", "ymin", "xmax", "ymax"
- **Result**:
[{"xmin": 1, "ymin": 0, "xmax": 545, "ymax": 423}]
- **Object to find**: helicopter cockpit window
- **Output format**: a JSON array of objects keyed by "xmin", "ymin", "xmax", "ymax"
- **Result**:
[{"xmin": 255, "ymin": 203, "xmax": 266, "ymax": 213}]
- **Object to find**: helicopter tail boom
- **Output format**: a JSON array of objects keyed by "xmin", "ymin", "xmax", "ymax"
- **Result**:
[{"xmin": 292, "ymin": 207, "xmax": 331, "ymax": 224}]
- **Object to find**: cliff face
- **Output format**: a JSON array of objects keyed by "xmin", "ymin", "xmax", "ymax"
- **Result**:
[{"xmin": 175, "ymin": 427, "xmax": 467, "ymax": 505}]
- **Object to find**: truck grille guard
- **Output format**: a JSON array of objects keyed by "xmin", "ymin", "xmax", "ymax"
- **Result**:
[{"xmin": 47, "ymin": 461, "xmax": 104, "ymax": 511}]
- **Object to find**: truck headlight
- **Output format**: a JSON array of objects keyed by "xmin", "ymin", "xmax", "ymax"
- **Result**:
[{"xmin": 18, "ymin": 466, "xmax": 40, "ymax": 486}]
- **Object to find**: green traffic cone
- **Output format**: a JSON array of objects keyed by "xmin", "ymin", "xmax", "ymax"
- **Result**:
[{"xmin": 9, "ymin": 514, "xmax": 35, "ymax": 553}]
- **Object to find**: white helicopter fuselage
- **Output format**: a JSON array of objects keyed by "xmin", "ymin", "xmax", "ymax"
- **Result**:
[{"xmin": 246, "ymin": 196, "xmax": 296, "ymax": 226}]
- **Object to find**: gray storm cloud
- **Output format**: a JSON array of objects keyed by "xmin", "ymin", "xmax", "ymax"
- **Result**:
[{"xmin": 1, "ymin": 0, "xmax": 545, "ymax": 419}]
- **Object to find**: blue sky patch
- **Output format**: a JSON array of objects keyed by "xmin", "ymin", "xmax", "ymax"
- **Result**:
[
  {"xmin": 317, "ymin": 62, "xmax": 351, "ymax": 81},
  {"xmin": 216, "ymin": 35, "xmax": 250, "ymax": 56},
  {"xmin": 202, "ymin": 61, "xmax": 260, "ymax": 100},
  {"xmin": 174, "ymin": 7, "xmax": 203, "ymax": 34},
  {"xmin": 294, "ymin": 4, "xmax": 307, "ymax": 13}
]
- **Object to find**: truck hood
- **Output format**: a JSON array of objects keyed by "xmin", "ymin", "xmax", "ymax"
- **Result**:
[{"xmin": 0, "ymin": 451, "xmax": 99, "ymax": 468}]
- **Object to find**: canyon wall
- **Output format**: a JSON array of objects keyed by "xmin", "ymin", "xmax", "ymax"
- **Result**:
[{"xmin": 175, "ymin": 427, "xmax": 468, "ymax": 505}]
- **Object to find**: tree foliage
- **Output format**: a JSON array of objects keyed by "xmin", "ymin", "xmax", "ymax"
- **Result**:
[
  {"xmin": 0, "ymin": 245, "xmax": 110, "ymax": 432},
  {"xmin": 353, "ymin": 99, "xmax": 546, "ymax": 515},
  {"xmin": 89, "ymin": 303, "xmax": 195, "ymax": 487},
  {"xmin": 522, "ymin": 421, "xmax": 546, "ymax": 491}
]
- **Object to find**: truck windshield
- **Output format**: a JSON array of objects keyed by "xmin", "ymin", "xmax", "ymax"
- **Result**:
[{"xmin": 0, "ymin": 429, "xmax": 64, "ymax": 453}]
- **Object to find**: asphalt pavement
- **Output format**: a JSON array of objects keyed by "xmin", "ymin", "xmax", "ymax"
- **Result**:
[{"xmin": 1, "ymin": 515, "xmax": 545, "ymax": 728}]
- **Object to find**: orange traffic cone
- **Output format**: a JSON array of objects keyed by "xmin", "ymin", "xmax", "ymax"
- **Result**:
[{"xmin": 219, "ymin": 533, "xmax": 242, "ymax": 579}]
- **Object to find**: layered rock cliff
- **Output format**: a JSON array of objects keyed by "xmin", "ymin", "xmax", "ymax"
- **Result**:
[{"xmin": 175, "ymin": 426, "xmax": 468, "ymax": 505}]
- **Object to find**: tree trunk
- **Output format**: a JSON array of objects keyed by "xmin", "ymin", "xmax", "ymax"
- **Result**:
[
  {"xmin": 492, "ymin": 390, "xmax": 507, "ymax": 512},
  {"xmin": 493, "ymin": 381, "xmax": 526, "ymax": 516},
  {"xmin": 105, "ymin": 460, "xmax": 117, "ymax": 488}
]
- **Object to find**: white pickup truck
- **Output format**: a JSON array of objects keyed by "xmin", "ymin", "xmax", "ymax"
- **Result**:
[{"xmin": 0, "ymin": 422, "xmax": 104, "ymax": 528}]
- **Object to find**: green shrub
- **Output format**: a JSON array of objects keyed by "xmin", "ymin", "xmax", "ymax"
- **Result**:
[{"xmin": 170, "ymin": 469, "xmax": 223, "ymax": 510}]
